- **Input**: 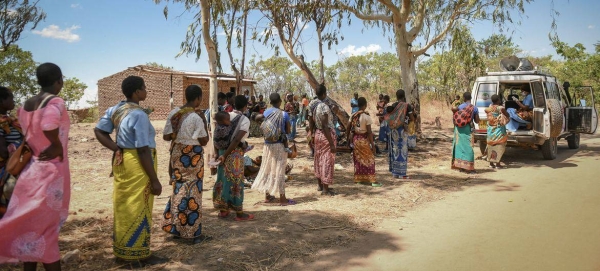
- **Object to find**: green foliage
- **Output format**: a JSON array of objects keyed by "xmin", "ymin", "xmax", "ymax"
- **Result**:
[
  {"xmin": 550, "ymin": 40, "xmax": 600, "ymax": 104},
  {"xmin": 0, "ymin": 0, "xmax": 46, "ymax": 50},
  {"xmin": 246, "ymin": 55, "xmax": 297, "ymax": 95},
  {"xmin": 0, "ymin": 45, "xmax": 37, "ymax": 104},
  {"xmin": 59, "ymin": 77, "xmax": 87, "ymax": 109},
  {"xmin": 329, "ymin": 52, "xmax": 401, "ymax": 95},
  {"xmin": 145, "ymin": 62, "xmax": 173, "ymax": 70},
  {"xmin": 418, "ymin": 25, "xmax": 485, "ymax": 102}
]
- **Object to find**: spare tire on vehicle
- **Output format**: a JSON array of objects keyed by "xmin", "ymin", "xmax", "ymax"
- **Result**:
[{"xmin": 546, "ymin": 99, "xmax": 563, "ymax": 137}]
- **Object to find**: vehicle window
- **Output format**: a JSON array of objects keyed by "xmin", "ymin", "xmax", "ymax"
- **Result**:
[
  {"xmin": 475, "ymin": 83, "xmax": 496, "ymax": 107},
  {"xmin": 545, "ymin": 82, "xmax": 561, "ymax": 101},
  {"xmin": 531, "ymin": 81, "xmax": 546, "ymax": 107}
]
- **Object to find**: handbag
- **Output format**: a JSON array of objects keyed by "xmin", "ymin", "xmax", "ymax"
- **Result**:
[
  {"xmin": 6, "ymin": 94, "xmax": 55, "ymax": 176},
  {"xmin": 287, "ymin": 142, "xmax": 297, "ymax": 159}
]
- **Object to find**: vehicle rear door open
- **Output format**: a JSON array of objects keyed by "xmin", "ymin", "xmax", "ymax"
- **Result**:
[
  {"xmin": 530, "ymin": 79, "xmax": 550, "ymax": 138},
  {"xmin": 567, "ymin": 86, "xmax": 598, "ymax": 134},
  {"xmin": 473, "ymin": 82, "xmax": 498, "ymax": 131}
]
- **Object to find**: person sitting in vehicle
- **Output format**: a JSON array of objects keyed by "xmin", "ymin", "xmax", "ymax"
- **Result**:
[
  {"xmin": 513, "ymin": 87, "xmax": 534, "ymax": 111},
  {"xmin": 506, "ymin": 88, "xmax": 534, "ymax": 132}
]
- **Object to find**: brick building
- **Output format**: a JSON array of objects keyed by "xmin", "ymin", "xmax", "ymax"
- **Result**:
[{"xmin": 97, "ymin": 65, "xmax": 256, "ymax": 120}]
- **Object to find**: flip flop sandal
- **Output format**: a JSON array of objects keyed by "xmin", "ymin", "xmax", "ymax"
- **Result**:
[
  {"xmin": 234, "ymin": 213, "xmax": 255, "ymax": 222},
  {"xmin": 402, "ymin": 176, "xmax": 411, "ymax": 179},
  {"xmin": 371, "ymin": 183, "xmax": 383, "ymax": 187},
  {"xmin": 280, "ymin": 199, "xmax": 297, "ymax": 206},
  {"xmin": 218, "ymin": 211, "xmax": 230, "ymax": 218},
  {"xmin": 264, "ymin": 195, "xmax": 276, "ymax": 203}
]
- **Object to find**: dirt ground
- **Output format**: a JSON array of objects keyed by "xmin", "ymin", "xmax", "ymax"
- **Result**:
[{"xmin": 2, "ymin": 103, "xmax": 580, "ymax": 271}]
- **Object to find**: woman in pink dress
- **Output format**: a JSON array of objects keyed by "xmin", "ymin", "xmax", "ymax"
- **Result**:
[{"xmin": 0, "ymin": 63, "xmax": 70, "ymax": 271}]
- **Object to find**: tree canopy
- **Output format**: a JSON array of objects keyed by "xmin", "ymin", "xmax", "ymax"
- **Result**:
[
  {"xmin": 0, "ymin": 0, "xmax": 46, "ymax": 51},
  {"xmin": 59, "ymin": 77, "xmax": 87, "ymax": 110},
  {"xmin": 0, "ymin": 45, "xmax": 37, "ymax": 103}
]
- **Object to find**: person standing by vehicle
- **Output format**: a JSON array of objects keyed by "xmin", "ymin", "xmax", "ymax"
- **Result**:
[
  {"xmin": 308, "ymin": 84, "xmax": 337, "ymax": 196},
  {"xmin": 451, "ymin": 92, "xmax": 480, "ymax": 174},
  {"xmin": 485, "ymin": 94, "xmax": 509, "ymax": 168},
  {"xmin": 0, "ymin": 63, "xmax": 71, "ymax": 271},
  {"xmin": 161, "ymin": 85, "xmax": 211, "ymax": 244},
  {"xmin": 94, "ymin": 76, "xmax": 166, "ymax": 267},
  {"xmin": 386, "ymin": 90, "xmax": 414, "ymax": 179}
]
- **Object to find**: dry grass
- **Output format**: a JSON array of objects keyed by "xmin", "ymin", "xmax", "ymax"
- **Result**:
[{"xmin": 1, "ymin": 101, "xmax": 499, "ymax": 271}]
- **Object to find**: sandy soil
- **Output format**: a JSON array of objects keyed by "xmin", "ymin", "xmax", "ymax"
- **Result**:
[
  {"xmin": 299, "ymin": 134, "xmax": 600, "ymax": 271},
  {"xmin": 2, "ymin": 117, "xmax": 597, "ymax": 271}
]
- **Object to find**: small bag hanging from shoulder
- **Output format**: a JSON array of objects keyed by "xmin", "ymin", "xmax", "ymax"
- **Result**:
[{"xmin": 6, "ymin": 94, "xmax": 55, "ymax": 176}]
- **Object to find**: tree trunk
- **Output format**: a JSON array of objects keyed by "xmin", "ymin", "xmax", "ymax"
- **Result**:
[
  {"xmin": 396, "ymin": 34, "xmax": 422, "ymax": 135},
  {"xmin": 200, "ymin": 0, "xmax": 218, "ymax": 136},
  {"xmin": 317, "ymin": 29, "xmax": 325, "ymax": 84}
]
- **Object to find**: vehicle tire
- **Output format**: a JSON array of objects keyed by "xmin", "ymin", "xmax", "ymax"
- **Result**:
[
  {"xmin": 547, "ymin": 99, "xmax": 563, "ymax": 137},
  {"xmin": 567, "ymin": 133, "xmax": 580, "ymax": 149},
  {"xmin": 541, "ymin": 137, "xmax": 558, "ymax": 160},
  {"xmin": 479, "ymin": 140, "xmax": 487, "ymax": 156}
]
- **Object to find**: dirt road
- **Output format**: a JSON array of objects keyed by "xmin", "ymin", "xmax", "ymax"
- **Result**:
[{"xmin": 301, "ymin": 135, "xmax": 600, "ymax": 271}]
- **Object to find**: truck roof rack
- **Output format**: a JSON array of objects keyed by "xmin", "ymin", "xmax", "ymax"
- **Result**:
[{"xmin": 486, "ymin": 70, "xmax": 553, "ymax": 76}]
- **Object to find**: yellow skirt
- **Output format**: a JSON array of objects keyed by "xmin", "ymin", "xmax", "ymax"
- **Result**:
[{"xmin": 112, "ymin": 149, "xmax": 156, "ymax": 260}]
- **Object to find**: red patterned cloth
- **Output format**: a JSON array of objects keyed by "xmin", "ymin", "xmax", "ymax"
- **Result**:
[
  {"xmin": 352, "ymin": 133, "xmax": 375, "ymax": 183},
  {"xmin": 314, "ymin": 129, "xmax": 336, "ymax": 185}
]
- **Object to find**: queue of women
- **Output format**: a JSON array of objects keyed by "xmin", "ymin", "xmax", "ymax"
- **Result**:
[
  {"xmin": 451, "ymin": 92, "xmax": 510, "ymax": 173},
  {"xmin": 0, "ymin": 62, "xmax": 492, "ymax": 270}
]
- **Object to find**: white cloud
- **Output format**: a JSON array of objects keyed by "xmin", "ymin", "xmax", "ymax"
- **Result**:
[
  {"xmin": 71, "ymin": 3, "xmax": 80, "ymax": 8},
  {"xmin": 338, "ymin": 44, "xmax": 382, "ymax": 56},
  {"xmin": 588, "ymin": 25, "xmax": 595, "ymax": 29},
  {"xmin": 32, "ymin": 25, "xmax": 81, "ymax": 42}
]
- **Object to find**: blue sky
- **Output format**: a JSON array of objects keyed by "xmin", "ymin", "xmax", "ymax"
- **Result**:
[{"xmin": 14, "ymin": 0, "xmax": 599, "ymax": 108}]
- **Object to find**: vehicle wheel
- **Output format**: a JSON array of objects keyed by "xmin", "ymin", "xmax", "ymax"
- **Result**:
[
  {"xmin": 567, "ymin": 133, "xmax": 580, "ymax": 149},
  {"xmin": 541, "ymin": 137, "xmax": 558, "ymax": 160},
  {"xmin": 479, "ymin": 140, "xmax": 487, "ymax": 156},
  {"xmin": 547, "ymin": 99, "xmax": 564, "ymax": 137}
]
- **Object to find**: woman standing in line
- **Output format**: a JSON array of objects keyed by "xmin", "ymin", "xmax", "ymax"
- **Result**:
[
  {"xmin": 0, "ymin": 86, "xmax": 23, "ymax": 216},
  {"xmin": 252, "ymin": 93, "xmax": 295, "ymax": 205},
  {"xmin": 212, "ymin": 95, "xmax": 255, "ymax": 221},
  {"xmin": 451, "ymin": 92, "xmax": 480, "ymax": 174},
  {"xmin": 94, "ymin": 76, "xmax": 166, "ymax": 267},
  {"xmin": 162, "ymin": 85, "xmax": 211, "ymax": 244},
  {"xmin": 485, "ymin": 94, "xmax": 509, "ymax": 168},
  {"xmin": 0, "ymin": 63, "xmax": 71, "ymax": 271},
  {"xmin": 386, "ymin": 90, "xmax": 414, "ymax": 179},
  {"xmin": 347, "ymin": 97, "xmax": 382, "ymax": 187}
]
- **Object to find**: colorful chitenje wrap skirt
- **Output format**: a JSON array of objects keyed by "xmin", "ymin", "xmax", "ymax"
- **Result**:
[
  {"xmin": 162, "ymin": 143, "xmax": 204, "ymax": 238},
  {"xmin": 485, "ymin": 108, "xmax": 508, "ymax": 163},
  {"xmin": 352, "ymin": 133, "xmax": 375, "ymax": 183},
  {"xmin": 112, "ymin": 149, "xmax": 156, "ymax": 260},
  {"xmin": 388, "ymin": 126, "xmax": 408, "ymax": 177},
  {"xmin": 314, "ymin": 129, "xmax": 336, "ymax": 185},
  {"xmin": 213, "ymin": 148, "xmax": 245, "ymax": 213},
  {"xmin": 451, "ymin": 125, "xmax": 475, "ymax": 171},
  {"xmin": 378, "ymin": 120, "xmax": 389, "ymax": 142}
]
